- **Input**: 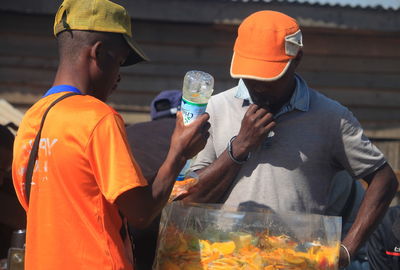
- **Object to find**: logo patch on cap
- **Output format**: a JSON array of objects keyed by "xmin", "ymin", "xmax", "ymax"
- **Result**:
[{"xmin": 285, "ymin": 30, "xmax": 303, "ymax": 56}]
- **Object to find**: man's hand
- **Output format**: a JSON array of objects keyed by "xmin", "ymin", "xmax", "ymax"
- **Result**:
[
  {"xmin": 340, "ymin": 163, "xmax": 398, "ymax": 268},
  {"xmin": 232, "ymin": 104, "xmax": 276, "ymax": 159},
  {"xmin": 170, "ymin": 112, "xmax": 210, "ymax": 160},
  {"xmin": 116, "ymin": 112, "xmax": 210, "ymax": 229},
  {"xmin": 183, "ymin": 104, "xmax": 275, "ymax": 203}
]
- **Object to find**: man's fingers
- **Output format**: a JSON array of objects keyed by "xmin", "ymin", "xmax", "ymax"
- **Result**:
[
  {"xmin": 262, "ymin": 121, "xmax": 276, "ymax": 133},
  {"xmin": 188, "ymin": 113, "xmax": 210, "ymax": 131},
  {"xmin": 245, "ymin": 104, "xmax": 260, "ymax": 116},
  {"xmin": 253, "ymin": 107, "xmax": 270, "ymax": 121},
  {"xmin": 203, "ymin": 131, "xmax": 210, "ymax": 141},
  {"xmin": 202, "ymin": 121, "xmax": 211, "ymax": 133},
  {"xmin": 175, "ymin": 112, "xmax": 209, "ymax": 131},
  {"xmin": 197, "ymin": 121, "xmax": 210, "ymax": 142},
  {"xmin": 198, "ymin": 112, "xmax": 210, "ymax": 122},
  {"xmin": 258, "ymin": 112, "xmax": 274, "ymax": 126},
  {"xmin": 176, "ymin": 111, "xmax": 183, "ymax": 121},
  {"xmin": 245, "ymin": 104, "xmax": 271, "ymax": 122},
  {"xmin": 187, "ymin": 113, "xmax": 210, "ymax": 145},
  {"xmin": 175, "ymin": 111, "xmax": 184, "ymax": 127}
]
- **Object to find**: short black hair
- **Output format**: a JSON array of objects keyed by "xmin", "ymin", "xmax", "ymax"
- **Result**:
[
  {"xmin": 0, "ymin": 124, "xmax": 15, "ymax": 150},
  {"xmin": 57, "ymin": 30, "xmax": 125, "ymax": 63}
]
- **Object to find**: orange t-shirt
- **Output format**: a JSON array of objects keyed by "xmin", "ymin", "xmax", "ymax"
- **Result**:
[{"xmin": 12, "ymin": 92, "xmax": 148, "ymax": 270}]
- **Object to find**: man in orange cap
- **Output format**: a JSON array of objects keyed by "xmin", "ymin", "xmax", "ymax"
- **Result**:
[
  {"xmin": 184, "ymin": 10, "xmax": 398, "ymax": 269},
  {"xmin": 12, "ymin": 0, "xmax": 209, "ymax": 269}
]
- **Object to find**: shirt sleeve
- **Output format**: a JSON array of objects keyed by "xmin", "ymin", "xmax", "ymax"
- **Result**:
[
  {"xmin": 86, "ymin": 112, "xmax": 148, "ymax": 203},
  {"xmin": 190, "ymin": 98, "xmax": 218, "ymax": 172},
  {"xmin": 331, "ymin": 108, "xmax": 386, "ymax": 179}
]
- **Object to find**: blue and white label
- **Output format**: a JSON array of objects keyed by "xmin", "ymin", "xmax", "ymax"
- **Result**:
[{"xmin": 181, "ymin": 98, "xmax": 207, "ymax": 125}]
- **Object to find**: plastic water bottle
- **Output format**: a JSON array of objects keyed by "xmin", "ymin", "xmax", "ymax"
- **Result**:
[
  {"xmin": 170, "ymin": 71, "xmax": 214, "ymax": 201},
  {"xmin": 181, "ymin": 70, "xmax": 214, "ymax": 125},
  {"xmin": 179, "ymin": 70, "xmax": 214, "ymax": 177}
]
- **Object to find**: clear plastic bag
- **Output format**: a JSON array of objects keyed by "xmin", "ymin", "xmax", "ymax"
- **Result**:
[
  {"xmin": 154, "ymin": 202, "xmax": 341, "ymax": 270},
  {"xmin": 168, "ymin": 171, "xmax": 199, "ymax": 202}
]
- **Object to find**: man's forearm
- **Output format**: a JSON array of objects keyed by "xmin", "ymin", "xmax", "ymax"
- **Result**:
[
  {"xmin": 184, "ymin": 150, "xmax": 244, "ymax": 203},
  {"xmin": 116, "ymin": 151, "xmax": 187, "ymax": 229},
  {"xmin": 342, "ymin": 164, "xmax": 398, "ymax": 256},
  {"xmin": 148, "ymin": 151, "xmax": 187, "ymax": 217},
  {"xmin": 117, "ymin": 112, "xmax": 210, "ymax": 228}
]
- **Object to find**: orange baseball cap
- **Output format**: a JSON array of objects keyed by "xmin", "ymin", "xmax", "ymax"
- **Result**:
[{"xmin": 230, "ymin": 11, "xmax": 303, "ymax": 81}]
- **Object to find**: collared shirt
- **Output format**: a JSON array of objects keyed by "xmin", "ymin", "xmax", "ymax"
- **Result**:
[
  {"xmin": 234, "ymin": 74, "xmax": 310, "ymax": 118},
  {"xmin": 191, "ymin": 73, "xmax": 385, "ymax": 214}
]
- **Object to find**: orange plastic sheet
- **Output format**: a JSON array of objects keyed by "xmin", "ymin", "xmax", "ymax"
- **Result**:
[{"xmin": 154, "ymin": 203, "xmax": 341, "ymax": 270}]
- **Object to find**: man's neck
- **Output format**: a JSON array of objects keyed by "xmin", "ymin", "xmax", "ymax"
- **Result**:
[{"xmin": 52, "ymin": 63, "xmax": 90, "ymax": 95}]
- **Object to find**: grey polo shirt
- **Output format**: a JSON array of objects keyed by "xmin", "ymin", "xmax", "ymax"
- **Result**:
[{"xmin": 190, "ymin": 74, "xmax": 386, "ymax": 214}]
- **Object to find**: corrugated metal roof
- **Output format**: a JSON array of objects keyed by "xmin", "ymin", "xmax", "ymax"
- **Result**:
[{"xmin": 232, "ymin": 0, "xmax": 400, "ymax": 10}]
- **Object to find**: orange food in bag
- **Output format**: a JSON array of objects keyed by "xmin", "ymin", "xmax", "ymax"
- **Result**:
[{"xmin": 169, "ymin": 177, "xmax": 198, "ymax": 202}]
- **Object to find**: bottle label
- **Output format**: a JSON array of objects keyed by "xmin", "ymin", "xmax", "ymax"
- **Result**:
[{"xmin": 181, "ymin": 97, "xmax": 207, "ymax": 125}]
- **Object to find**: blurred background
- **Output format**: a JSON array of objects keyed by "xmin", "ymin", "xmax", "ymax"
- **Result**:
[{"xmin": 0, "ymin": 0, "xmax": 399, "ymax": 200}]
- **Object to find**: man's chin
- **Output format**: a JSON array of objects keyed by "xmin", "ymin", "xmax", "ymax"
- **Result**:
[{"xmin": 254, "ymin": 102, "xmax": 271, "ymax": 111}]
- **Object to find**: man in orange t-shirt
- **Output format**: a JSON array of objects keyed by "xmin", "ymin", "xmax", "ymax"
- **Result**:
[{"xmin": 12, "ymin": 0, "xmax": 210, "ymax": 269}]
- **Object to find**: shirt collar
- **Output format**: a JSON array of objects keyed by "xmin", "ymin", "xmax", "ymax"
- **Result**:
[
  {"xmin": 234, "ymin": 74, "xmax": 310, "ymax": 117},
  {"xmin": 43, "ymin": 85, "xmax": 82, "ymax": 98}
]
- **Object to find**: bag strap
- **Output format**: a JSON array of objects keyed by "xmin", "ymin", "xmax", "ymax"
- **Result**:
[{"xmin": 25, "ymin": 92, "xmax": 79, "ymax": 205}]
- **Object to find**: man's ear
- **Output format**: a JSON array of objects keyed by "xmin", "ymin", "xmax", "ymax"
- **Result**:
[{"xmin": 89, "ymin": 41, "xmax": 103, "ymax": 63}]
